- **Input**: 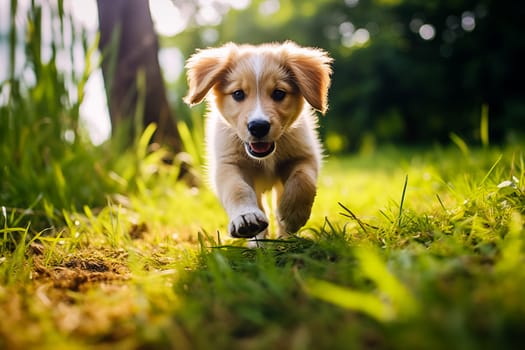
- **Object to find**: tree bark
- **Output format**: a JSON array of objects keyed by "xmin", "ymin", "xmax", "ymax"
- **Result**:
[{"xmin": 96, "ymin": 0, "xmax": 182, "ymax": 153}]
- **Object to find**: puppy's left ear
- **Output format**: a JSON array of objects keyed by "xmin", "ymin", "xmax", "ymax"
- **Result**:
[
  {"xmin": 184, "ymin": 44, "xmax": 234, "ymax": 106},
  {"xmin": 285, "ymin": 43, "xmax": 333, "ymax": 115}
]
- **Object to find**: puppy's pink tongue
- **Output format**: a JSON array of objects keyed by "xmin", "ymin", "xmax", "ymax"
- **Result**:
[{"xmin": 250, "ymin": 142, "xmax": 272, "ymax": 153}]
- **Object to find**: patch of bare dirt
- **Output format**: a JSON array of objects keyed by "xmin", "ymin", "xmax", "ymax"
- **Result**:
[
  {"xmin": 0, "ymin": 246, "xmax": 139, "ymax": 347},
  {"xmin": 32, "ymin": 248, "xmax": 130, "ymax": 292}
]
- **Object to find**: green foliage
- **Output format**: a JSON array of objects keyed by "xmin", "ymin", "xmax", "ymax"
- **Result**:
[
  {"xmin": 0, "ymin": 1, "xmax": 114, "ymax": 224},
  {"xmin": 172, "ymin": 0, "xmax": 525, "ymax": 151},
  {"xmin": 0, "ymin": 1, "xmax": 183, "ymax": 233}
]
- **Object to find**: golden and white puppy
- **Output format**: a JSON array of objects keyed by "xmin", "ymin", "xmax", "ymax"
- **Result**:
[{"xmin": 184, "ymin": 41, "xmax": 332, "ymax": 240}]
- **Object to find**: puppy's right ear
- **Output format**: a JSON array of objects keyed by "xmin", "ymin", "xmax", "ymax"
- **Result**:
[{"xmin": 184, "ymin": 45, "xmax": 233, "ymax": 106}]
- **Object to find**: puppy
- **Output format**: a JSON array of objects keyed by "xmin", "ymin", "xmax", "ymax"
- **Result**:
[{"xmin": 184, "ymin": 41, "xmax": 332, "ymax": 240}]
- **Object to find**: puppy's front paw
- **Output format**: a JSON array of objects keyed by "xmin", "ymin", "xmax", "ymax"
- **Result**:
[
  {"xmin": 229, "ymin": 209, "xmax": 268, "ymax": 238},
  {"xmin": 278, "ymin": 198, "xmax": 313, "ymax": 235}
]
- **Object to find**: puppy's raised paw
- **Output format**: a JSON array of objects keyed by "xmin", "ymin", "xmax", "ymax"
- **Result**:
[
  {"xmin": 278, "ymin": 210, "xmax": 310, "ymax": 235},
  {"xmin": 229, "ymin": 209, "xmax": 268, "ymax": 238}
]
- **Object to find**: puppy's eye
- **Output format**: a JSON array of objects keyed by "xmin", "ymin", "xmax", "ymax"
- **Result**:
[
  {"xmin": 232, "ymin": 90, "xmax": 245, "ymax": 102},
  {"xmin": 271, "ymin": 89, "xmax": 286, "ymax": 102}
]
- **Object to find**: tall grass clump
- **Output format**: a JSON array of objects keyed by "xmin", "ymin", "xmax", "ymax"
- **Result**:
[
  {"xmin": 1, "ymin": 1, "xmax": 107, "ymax": 226},
  {"xmin": 0, "ymin": 1, "xmax": 173, "ymax": 234}
]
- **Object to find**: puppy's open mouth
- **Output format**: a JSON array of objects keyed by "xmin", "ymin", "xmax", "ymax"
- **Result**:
[{"xmin": 245, "ymin": 142, "xmax": 276, "ymax": 159}]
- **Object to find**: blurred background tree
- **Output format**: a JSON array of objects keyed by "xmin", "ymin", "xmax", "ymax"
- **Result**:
[
  {"xmin": 97, "ymin": 0, "xmax": 183, "ymax": 154},
  {"xmin": 166, "ymin": 0, "xmax": 524, "ymax": 152}
]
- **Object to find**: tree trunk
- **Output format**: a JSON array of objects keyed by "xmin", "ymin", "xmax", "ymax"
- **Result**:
[{"xmin": 96, "ymin": 0, "xmax": 182, "ymax": 154}]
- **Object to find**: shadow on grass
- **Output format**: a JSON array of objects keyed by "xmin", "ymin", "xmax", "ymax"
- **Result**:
[{"xmin": 173, "ymin": 227, "xmax": 380, "ymax": 349}]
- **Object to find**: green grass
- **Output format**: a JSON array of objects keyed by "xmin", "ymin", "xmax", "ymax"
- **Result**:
[
  {"xmin": 1, "ymin": 142, "xmax": 525, "ymax": 349},
  {"xmin": 2, "ymin": 2, "xmax": 525, "ymax": 349}
]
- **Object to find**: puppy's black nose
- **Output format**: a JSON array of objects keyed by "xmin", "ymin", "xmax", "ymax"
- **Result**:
[{"xmin": 248, "ymin": 120, "xmax": 270, "ymax": 138}]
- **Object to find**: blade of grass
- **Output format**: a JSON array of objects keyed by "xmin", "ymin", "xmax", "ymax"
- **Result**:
[
  {"xmin": 436, "ymin": 193, "xmax": 447, "ymax": 213},
  {"xmin": 480, "ymin": 103, "xmax": 489, "ymax": 148},
  {"xmin": 8, "ymin": 0, "xmax": 17, "ymax": 82},
  {"xmin": 450, "ymin": 132, "xmax": 470, "ymax": 156},
  {"xmin": 398, "ymin": 175, "xmax": 408, "ymax": 228},
  {"xmin": 304, "ymin": 277, "xmax": 393, "ymax": 322},
  {"xmin": 338, "ymin": 202, "xmax": 370, "ymax": 233},
  {"xmin": 480, "ymin": 154, "xmax": 502, "ymax": 186}
]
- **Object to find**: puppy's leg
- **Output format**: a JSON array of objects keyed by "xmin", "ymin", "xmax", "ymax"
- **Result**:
[
  {"xmin": 216, "ymin": 165, "xmax": 268, "ymax": 238},
  {"xmin": 277, "ymin": 161, "xmax": 317, "ymax": 236},
  {"xmin": 247, "ymin": 193, "xmax": 269, "ymax": 248}
]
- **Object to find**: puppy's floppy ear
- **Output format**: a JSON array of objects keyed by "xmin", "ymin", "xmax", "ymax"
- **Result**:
[
  {"xmin": 184, "ymin": 44, "xmax": 234, "ymax": 106},
  {"xmin": 283, "ymin": 42, "xmax": 333, "ymax": 115}
]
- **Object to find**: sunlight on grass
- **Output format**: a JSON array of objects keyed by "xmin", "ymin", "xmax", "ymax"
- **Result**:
[
  {"xmin": 303, "ymin": 247, "xmax": 419, "ymax": 322},
  {"xmin": 305, "ymin": 277, "xmax": 392, "ymax": 321}
]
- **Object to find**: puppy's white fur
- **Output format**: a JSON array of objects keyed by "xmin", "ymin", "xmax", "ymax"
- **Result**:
[{"xmin": 185, "ymin": 41, "xmax": 332, "ymax": 239}]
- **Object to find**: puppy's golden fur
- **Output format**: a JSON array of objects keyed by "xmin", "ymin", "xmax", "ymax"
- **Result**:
[{"xmin": 185, "ymin": 41, "xmax": 332, "ymax": 239}]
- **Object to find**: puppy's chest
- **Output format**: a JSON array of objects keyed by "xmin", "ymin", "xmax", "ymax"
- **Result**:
[{"xmin": 243, "ymin": 158, "xmax": 283, "ymax": 191}]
